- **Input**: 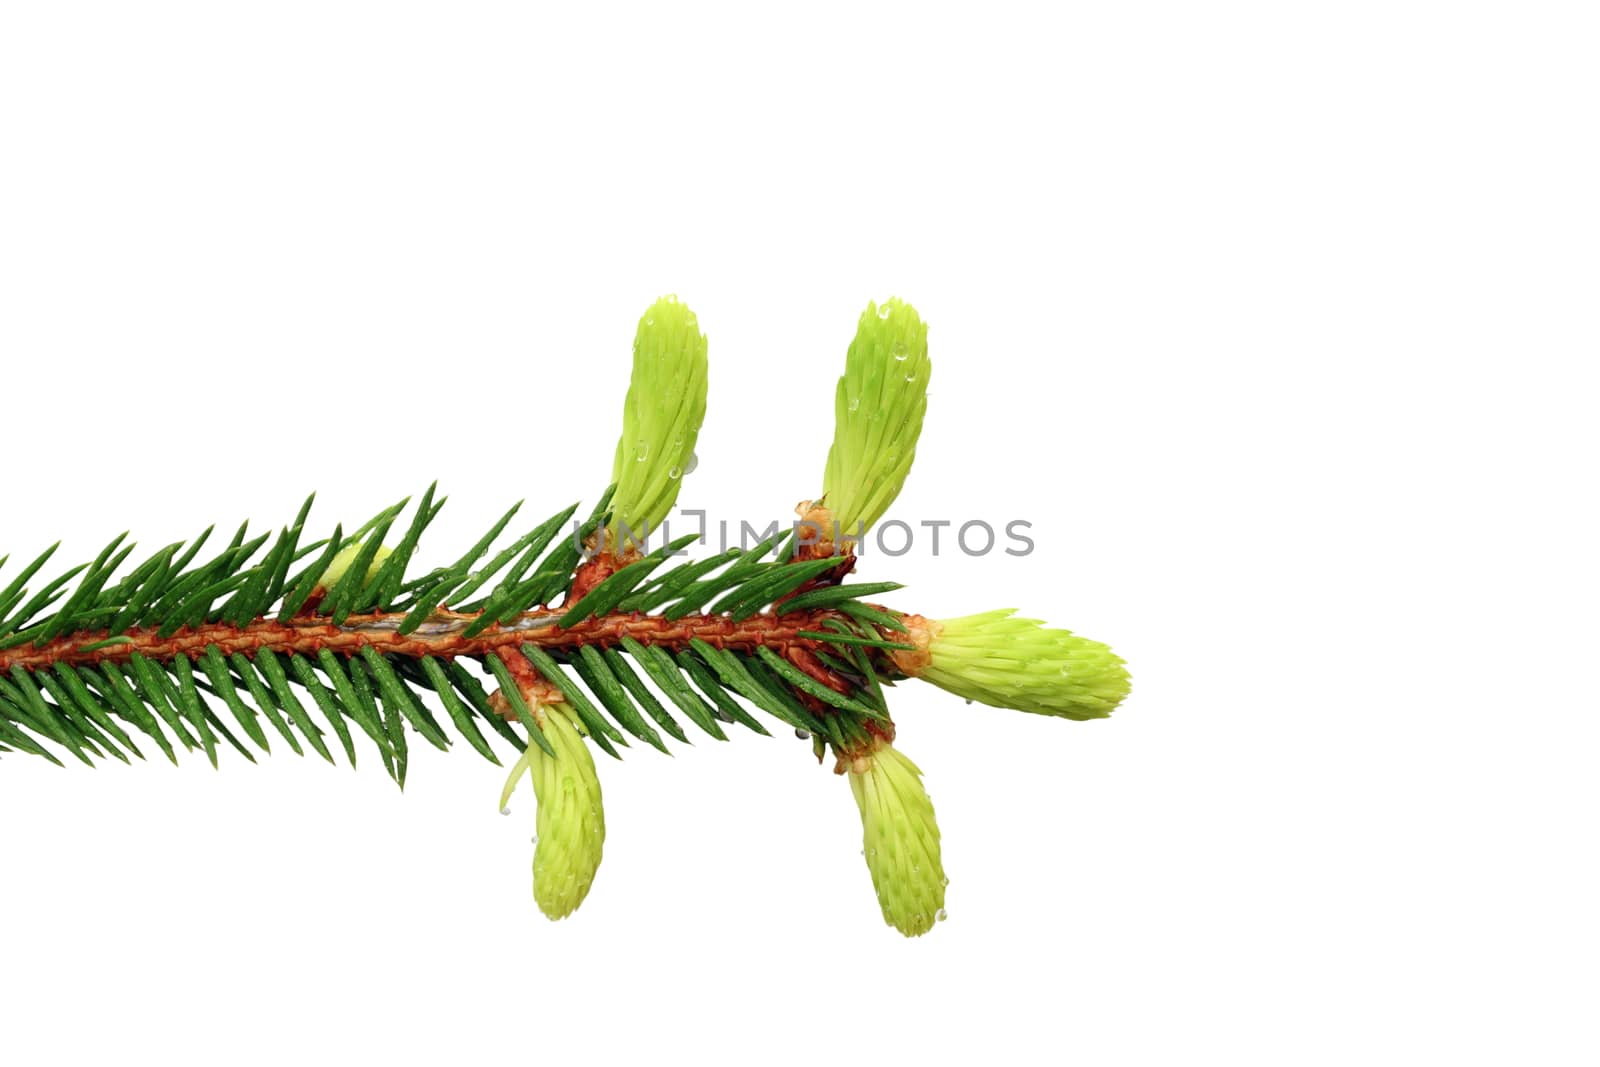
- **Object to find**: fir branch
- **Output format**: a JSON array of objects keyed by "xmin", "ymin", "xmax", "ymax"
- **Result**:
[
  {"xmin": 1, "ymin": 294, "xmax": 1134, "ymax": 939},
  {"xmin": 0, "ymin": 488, "xmax": 902, "ymax": 782}
]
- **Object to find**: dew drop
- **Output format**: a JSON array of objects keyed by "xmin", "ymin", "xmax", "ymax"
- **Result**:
[
  {"xmin": 668, "ymin": 466, "xmax": 682, "ymax": 480},
  {"xmin": 683, "ymin": 452, "xmax": 699, "ymax": 475},
  {"xmin": 877, "ymin": 304, "xmax": 892, "ymax": 320},
  {"xmin": 794, "ymin": 728, "xmax": 811, "ymax": 740},
  {"xmin": 892, "ymin": 342, "xmax": 909, "ymax": 361},
  {"xmin": 635, "ymin": 442, "xmax": 650, "ymax": 462},
  {"xmin": 935, "ymin": 908, "xmax": 948, "ymax": 922},
  {"xmin": 530, "ymin": 834, "xmax": 539, "ymax": 845},
  {"xmin": 847, "ymin": 396, "xmax": 861, "ymax": 413},
  {"xmin": 500, "ymin": 806, "xmax": 511, "ymax": 816}
]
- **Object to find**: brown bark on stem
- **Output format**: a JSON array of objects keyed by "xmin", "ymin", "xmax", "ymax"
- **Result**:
[{"xmin": 0, "ymin": 607, "xmax": 860, "ymax": 677}]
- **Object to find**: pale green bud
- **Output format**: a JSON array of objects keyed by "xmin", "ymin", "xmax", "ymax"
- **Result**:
[
  {"xmin": 321, "ymin": 541, "xmax": 391, "ymax": 591},
  {"xmin": 910, "ymin": 609, "xmax": 1130, "ymax": 720},
  {"xmin": 848, "ymin": 741, "xmax": 947, "ymax": 937},
  {"xmin": 608, "ymin": 295, "xmax": 708, "ymax": 545},
  {"xmin": 821, "ymin": 298, "xmax": 930, "ymax": 537},
  {"xmin": 499, "ymin": 705, "xmax": 606, "ymax": 920}
]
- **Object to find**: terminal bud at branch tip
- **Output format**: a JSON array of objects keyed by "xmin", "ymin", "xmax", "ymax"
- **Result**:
[
  {"xmin": 608, "ymin": 295, "xmax": 708, "ymax": 546},
  {"xmin": 500, "ymin": 704, "xmax": 606, "ymax": 920},
  {"xmin": 847, "ymin": 737, "xmax": 947, "ymax": 937},
  {"xmin": 821, "ymin": 298, "xmax": 931, "ymax": 538},
  {"xmin": 909, "ymin": 609, "xmax": 1131, "ymax": 721}
]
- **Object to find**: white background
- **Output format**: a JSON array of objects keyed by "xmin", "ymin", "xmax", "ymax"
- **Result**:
[{"xmin": 1, "ymin": 3, "xmax": 1595, "ymax": 1064}]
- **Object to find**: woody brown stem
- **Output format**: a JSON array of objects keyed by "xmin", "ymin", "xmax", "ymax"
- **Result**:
[{"xmin": 0, "ymin": 607, "xmax": 862, "ymax": 678}]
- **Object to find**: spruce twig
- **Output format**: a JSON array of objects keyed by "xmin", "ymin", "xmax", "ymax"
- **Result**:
[{"xmin": 1, "ymin": 295, "xmax": 1131, "ymax": 938}]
